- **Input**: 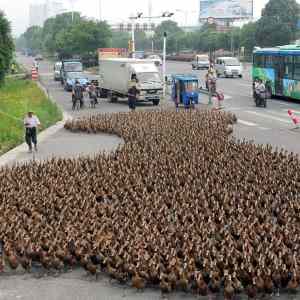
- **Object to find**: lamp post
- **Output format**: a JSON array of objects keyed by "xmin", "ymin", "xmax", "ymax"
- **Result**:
[
  {"xmin": 163, "ymin": 32, "xmax": 167, "ymax": 98},
  {"xmin": 129, "ymin": 11, "xmax": 174, "ymax": 59}
]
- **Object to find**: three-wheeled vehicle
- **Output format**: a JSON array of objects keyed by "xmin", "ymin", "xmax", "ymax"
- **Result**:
[{"xmin": 171, "ymin": 74, "xmax": 199, "ymax": 109}]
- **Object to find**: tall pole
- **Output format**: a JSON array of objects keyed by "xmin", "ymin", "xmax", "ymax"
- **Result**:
[
  {"xmin": 131, "ymin": 18, "xmax": 135, "ymax": 58},
  {"xmin": 163, "ymin": 32, "xmax": 167, "ymax": 99},
  {"xmin": 99, "ymin": 0, "xmax": 102, "ymax": 21},
  {"xmin": 152, "ymin": 39, "xmax": 154, "ymax": 53}
]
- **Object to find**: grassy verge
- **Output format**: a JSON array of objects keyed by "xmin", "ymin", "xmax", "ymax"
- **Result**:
[{"xmin": 0, "ymin": 78, "xmax": 62, "ymax": 155}]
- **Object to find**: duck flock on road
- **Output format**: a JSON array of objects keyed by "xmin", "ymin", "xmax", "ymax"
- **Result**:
[{"xmin": 0, "ymin": 110, "xmax": 300, "ymax": 299}]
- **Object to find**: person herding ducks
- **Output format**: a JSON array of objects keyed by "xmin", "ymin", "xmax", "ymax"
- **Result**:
[{"xmin": 24, "ymin": 111, "xmax": 41, "ymax": 153}]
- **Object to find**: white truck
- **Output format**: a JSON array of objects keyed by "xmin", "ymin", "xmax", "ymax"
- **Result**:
[{"xmin": 99, "ymin": 58, "xmax": 163, "ymax": 105}]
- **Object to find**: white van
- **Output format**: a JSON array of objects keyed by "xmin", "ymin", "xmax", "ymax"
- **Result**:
[
  {"xmin": 192, "ymin": 54, "xmax": 210, "ymax": 70},
  {"xmin": 215, "ymin": 57, "xmax": 243, "ymax": 78}
]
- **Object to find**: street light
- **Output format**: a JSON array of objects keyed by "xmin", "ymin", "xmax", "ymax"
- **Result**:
[
  {"xmin": 129, "ymin": 12, "xmax": 143, "ymax": 58},
  {"xmin": 128, "ymin": 11, "xmax": 174, "ymax": 58}
]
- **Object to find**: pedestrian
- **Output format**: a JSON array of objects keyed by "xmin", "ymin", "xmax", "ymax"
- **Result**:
[
  {"xmin": 207, "ymin": 68, "xmax": 217, "ymax": 105},
  {"xmin": 24, "ymin": 111, "xmax": 41, "ymax": 153},
  {"xmin": 128, "ymin": 83, "xmax": 139, "ymax": 111},
  {"xmin": 34, "ymin": 60, "xmax": 39, "ymax": 72},
  {"xmin": 72, "ymin": 80, "xmax": 84, "ymax": 110}
]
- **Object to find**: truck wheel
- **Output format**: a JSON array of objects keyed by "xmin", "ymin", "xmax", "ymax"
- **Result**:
[{"xmin": 153, "ymin": 99, "xmax": 160, "ymax": 106}]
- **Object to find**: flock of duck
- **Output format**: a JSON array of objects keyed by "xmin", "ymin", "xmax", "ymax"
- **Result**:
[{"xmin": 0, "ymin": 110, "xmax": 300, "ymax": 299}]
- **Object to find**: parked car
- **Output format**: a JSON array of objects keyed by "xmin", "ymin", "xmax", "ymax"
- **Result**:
[
  {"xmin": 53, "ymin": 62, "xmax": 62, "ymax": 81},
  {"xmin": 191, "ymin": 54, "xmax": 210, "ymax": 70},
  {"xmin": 215, "ymin": 57, "xmax": 243, "ymax": 78},
  {"xmin": 64, "ymin": 72, "xmax": 89, "ymax": 92},
  {"xmin": 146, "ymin": 55, "xmax": 162, "ymax": 66}
]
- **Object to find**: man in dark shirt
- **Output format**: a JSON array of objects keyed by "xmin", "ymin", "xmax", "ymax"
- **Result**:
[{"xmin": 128, "ymin": 84, "xmax": 139, "ymax": 111}]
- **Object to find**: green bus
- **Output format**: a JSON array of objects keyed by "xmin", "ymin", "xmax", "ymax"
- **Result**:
[{"xmin": 253, "ymin": 45, "xmax": 300, "ymax": 100}]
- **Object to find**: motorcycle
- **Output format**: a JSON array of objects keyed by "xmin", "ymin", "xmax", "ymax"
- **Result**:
[{"xmin": 254, "ymin": 89, "xmax": 267, "ymax": 107}]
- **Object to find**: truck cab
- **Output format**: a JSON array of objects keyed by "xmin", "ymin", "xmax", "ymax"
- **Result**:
[{"xmin": 60, "ymin": 59, "xmax": 83, "ymax": 85}]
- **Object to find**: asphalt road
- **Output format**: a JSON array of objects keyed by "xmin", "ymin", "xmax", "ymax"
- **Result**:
[
  {"xmin": 1, "ymin": 55, "xmax": 298, "ymax": 300},
  {"xmin": 168, "ymin": 61, "xmax": 300, "ymax": 153}
]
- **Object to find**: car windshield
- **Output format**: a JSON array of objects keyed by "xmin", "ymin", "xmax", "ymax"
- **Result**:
[
  {"xmin": 197, "ymin": 56, "xmax": 209, "ymax": 62},
  {"xmin": 64, "ymin": 62, "xmax": 83, "ymax": 72},
  {"xmin": 224, "ymin": 58, "xmax": 240, "ymax": 66},
  {"xmin": 137, "ymin": 72, "xmax": 161, "ymax": 83},
  {"xmin": 67, "ymin": 72, "xmax": 86, "ymax": 79}
]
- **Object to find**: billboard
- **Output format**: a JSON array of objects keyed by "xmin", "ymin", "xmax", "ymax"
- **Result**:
[{"xmin": 199, "ymin": 0, "xmax": 253, "ymax": 20}]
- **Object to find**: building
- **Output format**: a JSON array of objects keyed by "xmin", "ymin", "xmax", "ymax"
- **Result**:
[
  {"xmin": 29, "ymin": 4, "xmax": 46, "ymax": 27},
  {"xmin": 29, "ymin": 0, "xmax": 65, "ymax": 28}
]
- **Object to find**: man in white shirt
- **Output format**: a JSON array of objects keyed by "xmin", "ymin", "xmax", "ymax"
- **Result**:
[{"xmin": 24, "ymin": 111, "xmax": 41, "ymax": 153}]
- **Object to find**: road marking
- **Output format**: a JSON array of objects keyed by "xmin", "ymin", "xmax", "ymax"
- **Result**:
[
  {"xmin": 258, "ymin": 126, "xmax": 271, "ymax": 130},
  {"xmin": 238, "ymin": 119, "xmax": 258, "ymax": 127},
  {"xmin": 281, "ymin": 108, "xmax": 300, "ymax": 114},
  {"xmin": 237, "ymin": 83, "xmax": 252, "ymax": 88},
  {"xmin": 245, "ymin": 110, "xmax": 291, "ymax": 124}
]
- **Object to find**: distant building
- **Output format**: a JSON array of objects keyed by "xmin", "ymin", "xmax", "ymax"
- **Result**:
[
  {"xmin": 29, "ymin": 4, "xmax": 46, "ymax": 27},
  {"xmin": 29, "ymin": 1, "xmax": 65, "ymax": 28}
]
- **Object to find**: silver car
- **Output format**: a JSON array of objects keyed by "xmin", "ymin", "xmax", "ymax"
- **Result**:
[{"xmin": 53, "ymin": 62, "xmax": 62, "ymax": 81}]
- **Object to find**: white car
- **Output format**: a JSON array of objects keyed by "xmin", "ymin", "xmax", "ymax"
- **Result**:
[
  {"xmin": 215, "ymin": 57, "xmax": 243, "ymax": 78},
  {"xmin": 53, "ymin": 61, "xmax": 62, "ymax": 81},
  {"xmin": 146, "ymin": 55, "xmax": 162, "ymax": 66}
]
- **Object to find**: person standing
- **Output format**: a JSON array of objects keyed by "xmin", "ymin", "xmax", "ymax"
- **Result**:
[
  {"xmin": 128, "ymin": 84, "xmax": 139, "ymax": 111},
  {"xmin": 72, "ymin": 80, "xmax": 84, "ymax": 110},
  {"xmin": 207, "ymin": 68, "xmax": 217, "ymax": 105},
  {"xmin": 24, "ymin": 111, "xmax": 41, "ymax": 153}
]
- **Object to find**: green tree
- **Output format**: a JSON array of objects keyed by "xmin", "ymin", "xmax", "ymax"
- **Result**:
[
  {"xmin": 55, "ymin": 19, "xmax": 111, "ymax": 58},
  {"xmin": 154, "ymin": 20, "xmax": 184, "ymax": 53},
  {"xmin": 23, "ymin": 26, "xmax": 43, "ymax": 51},
  {"xmin": 240, "ymin": 22, "xmax": 257, "ymax": 56},
  {"xmin": 256, "ymin": 16, "xmax": 293, "ymax": 47},
  {"xmin": 111, "ymin": 31, "xmax": 130, "ymax": 48},
  {"xmin": 256, "ymin": 0, "xmax": 300, "ymax": 46},
  {"xmin": 0, "ymin": 11, "xmax": 14, "ymax": 84},
  {"xmin": 42, "ymin": 12, "xmax": 81, "ymax": 54}
]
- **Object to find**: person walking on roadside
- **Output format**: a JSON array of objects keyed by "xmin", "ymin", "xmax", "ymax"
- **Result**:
[
  {"xmin": 24, "ymin": 111, "xmax": 41, "ymax": 153},
  {"xmin": 207, "ymin": 67, "xmax": 217, "ymax": 105},
  {"xmin": 34, "ymin": 60, "xmax": 39, "ymax": 72},
  {"xmin": 72, "ymin": 80, "xmax": 84, "ymax": 110},
  {"xmin": 128, "ymin": 83, "xmax": 139, "ymax": 111}
]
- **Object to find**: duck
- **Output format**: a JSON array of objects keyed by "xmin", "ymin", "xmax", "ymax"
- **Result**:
[{"xmin": 132, "ymin": 272, "xmax": 145, "ymax": 290}]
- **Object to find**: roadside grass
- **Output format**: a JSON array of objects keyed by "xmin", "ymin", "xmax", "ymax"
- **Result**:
[{"xmin": 0, "ymin": 78, "xmax": 62, "ymax": 155}]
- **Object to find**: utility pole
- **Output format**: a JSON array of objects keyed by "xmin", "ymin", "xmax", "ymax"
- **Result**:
[
  {"xmin": 163, "ymin": 32, "xmax": 167, "ymax": 99},
  {"xmin": 99, "ymin": 0, "xmax": 102, "ymax": 21},
  {"xmin": 129, "ymin": 11, "xmax": 174, "ymax": 58}
]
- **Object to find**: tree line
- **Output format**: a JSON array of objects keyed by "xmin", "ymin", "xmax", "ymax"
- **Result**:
[
  {"xmin": 0, "ymin": 11, "xmax": 14, "ymax": 85},
  {"xmin": 15, "ymin": 0, "xmax": 300, "ymax": 61}
]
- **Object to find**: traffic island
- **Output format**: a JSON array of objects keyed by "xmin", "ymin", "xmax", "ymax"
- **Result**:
[{"xmin": 0, "ymin": 78, "xmax": 62, "ymax": 155}]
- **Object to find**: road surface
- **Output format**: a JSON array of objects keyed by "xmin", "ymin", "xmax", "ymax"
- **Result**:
[{"xmin": 0, "ymin": 55, "xmax": 298, "ymax": 300}]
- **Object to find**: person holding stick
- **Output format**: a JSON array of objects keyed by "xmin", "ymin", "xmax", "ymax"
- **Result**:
[{"xmin": 24, "ymin": 111, "xmax": 41, "ymax": 153}]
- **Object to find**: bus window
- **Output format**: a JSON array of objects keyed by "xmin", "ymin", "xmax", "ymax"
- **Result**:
[
  {"xmin": 293, "ymin": 56, "xmax": 300, "ymax": 80},
  {"xmin": 253, "ymin": 55, "xmax": 265, "ymax": 68},
  {"xmin": 265, "ymin": 56, "xmax": 273, "ymax": 68},
  {"xmin": 284, "ymin": 56, "xmax": 293, "ymax": 79}
]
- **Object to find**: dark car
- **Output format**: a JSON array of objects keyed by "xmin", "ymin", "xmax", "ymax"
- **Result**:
[{"xmin": 64, "ymin": 72, "xmax": 89, "ymax": 92}]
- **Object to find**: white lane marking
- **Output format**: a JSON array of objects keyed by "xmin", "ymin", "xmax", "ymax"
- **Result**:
[
  {"xmin": 245, "ymin": 110, "xmax": 291, "ymax": 124},
  {"xmin": 237, "ymin": 83, "xmax": 252, "ymax": 87},
  {"xmin": 258, "ymin": 126, "xmax": 271, "ymax": 130},
  {"xmin": 238, "ymin": 119, "xmax": 258, "ymax": 127},
  {"xmin": 281, "ymin": 109, "xmax": 300, "ymax": 114}
]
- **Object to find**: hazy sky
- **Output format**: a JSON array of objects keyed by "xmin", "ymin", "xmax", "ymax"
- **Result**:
[{"xmin": 1, "ymin": 0, "xmax": 270, "ymax": 36}]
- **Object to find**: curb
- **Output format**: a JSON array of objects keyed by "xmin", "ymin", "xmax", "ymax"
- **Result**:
[
  {"xmin": 0, "ymin": 70, "xmax": 71, "ymax": 167},
  {"xmin": 0, "ymin": 112, "xmax": 71, "ymax": 168}
]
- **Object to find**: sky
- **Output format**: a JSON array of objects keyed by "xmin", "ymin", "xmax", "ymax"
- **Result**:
[{"xmin": 0, "ymin": 0, "xmax": 270, "ymax": 37}]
